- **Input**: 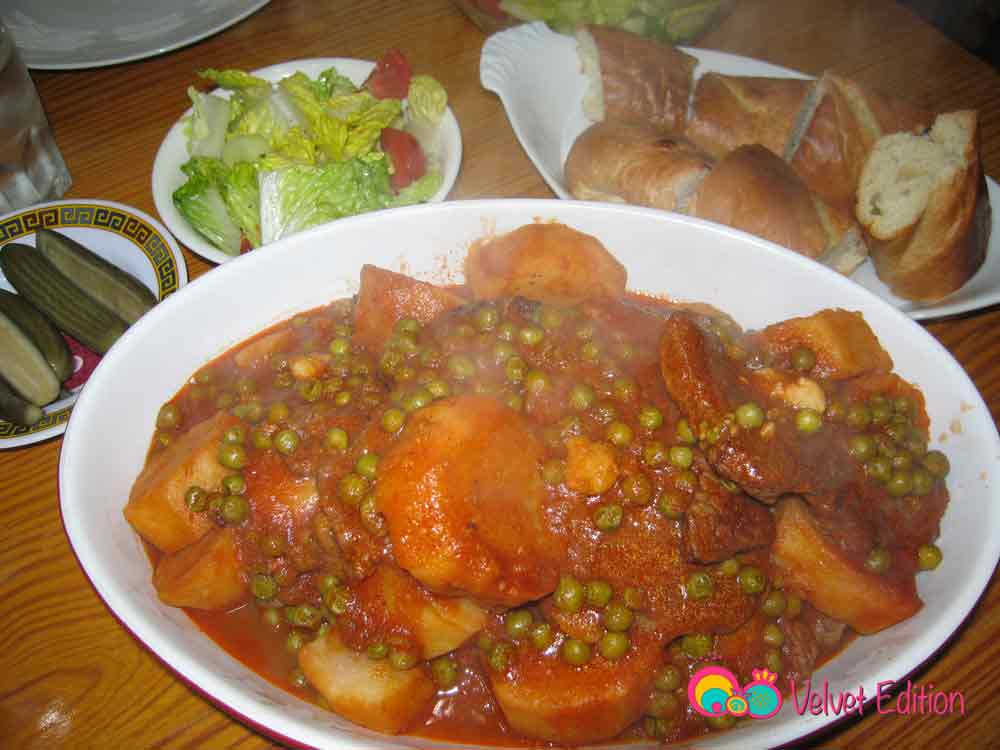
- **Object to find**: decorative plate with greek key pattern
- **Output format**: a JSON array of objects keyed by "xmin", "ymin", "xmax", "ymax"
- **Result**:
[{"xmin": 0, "ymin": 200, "xmax": 186, "ymax": 448}]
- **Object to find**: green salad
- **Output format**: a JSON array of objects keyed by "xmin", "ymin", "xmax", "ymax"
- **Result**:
[{"xmin": 173, "ymin": 51, "xmax": 448, "ymax": 255}]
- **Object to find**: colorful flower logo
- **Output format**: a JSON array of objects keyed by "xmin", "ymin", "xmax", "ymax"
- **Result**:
[{"xmin": 688, "ymin": 667, "xmax": 783, "ymax": 720}]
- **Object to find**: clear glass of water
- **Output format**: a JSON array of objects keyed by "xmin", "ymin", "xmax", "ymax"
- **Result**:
[{"xmin": 0, "ymin": 20, "xmax": 71, "ymax": 213}]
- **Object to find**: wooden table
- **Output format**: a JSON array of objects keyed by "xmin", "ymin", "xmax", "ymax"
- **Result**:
[{"xmin": 3, "ymin": 1, "xmax": 998, "ymax": 747}]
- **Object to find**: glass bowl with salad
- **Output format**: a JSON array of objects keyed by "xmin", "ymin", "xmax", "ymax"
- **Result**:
[
  {"xmin": 453, "ymin": 0, "xmax": 734, "ymax": 43},
  {"xmin": 151, "ymin": 50, "xmax": 462, "ymax": 265}
]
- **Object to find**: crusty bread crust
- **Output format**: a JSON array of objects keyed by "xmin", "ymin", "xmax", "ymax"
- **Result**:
[
  {"xmin": 862, "ymin": 111, "xmax": 990, "ymax": 301},
  {"xmin": 688, "ymin": 145, "xmax": 829, "ymax": 260},
  {"xmin": 581, "ymin": 25, "xmax": 697, "ymax": 133},
  {"xmin": 566, "ymin": 121, "xmax": 713, "ymax": 213},
  {"xmin": 685, "ymin": 73, "xmax": 814, "ymax": 160}
]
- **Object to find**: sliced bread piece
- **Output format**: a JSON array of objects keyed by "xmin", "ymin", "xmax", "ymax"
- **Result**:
[
  {"xmin": 575, "ymin": 25, "xmax": 697, "ymax": 133},
  {"xmin": 856, "ymin": 110, "xmax": 990, "ymax": 301}
]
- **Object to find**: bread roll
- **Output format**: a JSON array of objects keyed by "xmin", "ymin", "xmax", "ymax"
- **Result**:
[
  {"xmin": 788, "ymin": 72, "xmax": 933, "ymax": 215},
  {"xmin": 688, "ymin": 144, "xmax": 867, "ymax": 273},
  {"xmin": 576, "ymin": 25, "xmax": 696, "ymax": 133},
  {"xmin": 685, "ymin": 73, "xmax": 814, "ymax": 160},
  {"xmin": 565, "ymin": 121, "xmax": 713, "ymax": 212},
  {"xmin": 856, "ymin": 110, "xmax": 990, "ymax": 301}
]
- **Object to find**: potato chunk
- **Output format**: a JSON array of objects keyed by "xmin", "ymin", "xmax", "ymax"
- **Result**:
[
  {"xmin": 152, "ymin": 527, "xmax": 247, "ymax": 610},
  {"xmin": 298, "ymin": 629, "xmax": 435, "ymax": 734},
  {"xmin": 489, "ymin": 625, "xmax": 661, "ymax": 745},
  {"xmin": 376, "ymin": 395, "xmax": 561, "ymax": 606},
  {"xmin": 353, "ymin": 265, "xmax": 465, "ymax": 352},
  {"xmin": 771, "ymin": 497, "xmax": 921, "ymax": 634},
  {"xmin": 757, "ymin": 309, "xmax": 893, "ymax": 379},
  {"xmin": 125, "ymin": 411, "xmax": 239, "ymax": 553},
  {"xmin": 348, "ymin": 564, "xmax": 487, "ymax": 659},
  {"xmin": 465, "ymin": 223, "xmax": 627, "ymax": 305}
]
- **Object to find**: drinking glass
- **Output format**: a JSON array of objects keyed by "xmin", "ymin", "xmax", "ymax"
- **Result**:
[{"xmin": 0, "ymin": 20, "xmax": 71, "ymax": 213}]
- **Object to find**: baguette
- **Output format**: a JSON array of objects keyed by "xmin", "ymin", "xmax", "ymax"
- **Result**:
[
  {"xmin": 576, "ymin": 25, "xmax": 696, "ymax": 133},
  {"xmin": 565, "ymin": 122, "xmax": 713, "ymax": 212},
  {"xmin": 685, "ymin": 73, "xmax": 814, "ymax": 160},
  {"xmin": 856, "ymin": 110, "xmax": 990, "ymax": 301}
]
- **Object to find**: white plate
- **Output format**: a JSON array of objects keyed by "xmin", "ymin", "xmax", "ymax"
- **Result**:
[
  {"xmin": 480, "ymin": 22, "xmax": 1000, "ymax": 321},
  {"xmin": 152, "ymin": 58, "xmax": 463, "ymax": 266},
  {"xmin": 60, "ymin": 199, "xmax": 1000, "ymax": 749},
  {"xmin": 0, "ymin": 199, "xmax": 186, "ymax": 449},
  {"xmin": 4, "ymin": 0, "xmax": 271, "ymax": 70}
]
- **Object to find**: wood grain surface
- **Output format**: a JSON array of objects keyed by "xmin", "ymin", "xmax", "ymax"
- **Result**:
[{"xmin": 1, "ymin": 1, "xmax": 998, "ymax": 748}]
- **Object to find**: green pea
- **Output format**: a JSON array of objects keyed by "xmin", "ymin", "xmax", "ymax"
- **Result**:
[
  {"xmin": 395, "ymin": 318, "xmax": 421, "ymax": 335},
  {"xmin": 356, "ymin": 452, "xmax": 380, "ymax": 479},
  {"xmin": 707, "ymin": 713, "xmax": 736, "ymax": 731},
  {"xmin": 675, "ymin": 418, "xmax": 695, "ymax": 444},
  {"xmin": 871, "ymin": 401, "xmax": 893, "ymax": 425},
  {"xmin": 339, "ymin": 473, "xmax": 369, "ymax": 505},
  {"xmin": 518, "ymin": 326, "xmax": 545, "ymax": 346},
  {"xmin": 761, "ymin": 590, "xmax": 787, "ymax": 618},
  {"xmin": 318, "ymin": 573, "xmax": 339, "ymax": 594},
  {"xmin": 497, "ymin": 321, "xmax": 516, "ymax": 341},
  {"xmin": 524, "ymin": 369, "xmax": 550, "ymax": 395},
  {"xmin": 685, "ymin": 571, "xmax": 714, "ymax": 600},
  {"xmin": 865, "ymin": 455, "xmax": 893, "ymax": 483},
  {"xmin": 431, "ymin": 656, "xmax": 459, "ymax": 688},
  {"xmin": 156, "ymin": 403, "xmax": 181, "ymax": 430},
  {"xmin": 613, "ymin": 377, "xmax": 637, "ymax": 402},
  {"xmin": 542, "ymin": 458, "xmax": 565, "ymax": 486},
  {"xmin": 274, "ymin": 428, "xmax": 300, "ymax": 455},
  {"xmin": 585, "ymin": 580, "xmax": 614, "ymax": 608},
  {"xmin": 644, "ymin": 717, "xmax": 669, "ymax": 739},
  {"xmin": 487, "ymin": 642, "xmax": 512, "ymax": 672},
  {"xmin": 790, "ymin": 346, "xmax": 816, "ymax": 372},
  {"xmin": 475, "ymin": 306, "xmax": 499, "ymax": 331},
  {"xmin": 762, "ymin": 623, "xmax": 785, "ymax": 648},
  {"xmin": 643, "ymin": 440, "xmax": 668, "ymax": 467},
  {"xmin": 621, "ymin": 473, "xmax": 653, "ymax": 505},
  {"xmin": 185, "ymin": 486, "xmax": 208, "ymax": 512},
  {"xmin": 887, "ymin": 471, "xmax": 914, "ymax": 497},
  {"xmin": 252, "ymin": 428, "xmax": 273, "ymax": 451},
  {"xmin": 334, "ymin": 390, "xmax": 352, "ymax": 406},
  {"xmin": 222, "ymin": 425, "xmax": 246, "ymax": 444},
  {"xmin": 325, "ymin": 427, "xmax": 349, "ymax": 450},
  {"xmin": 447, "ymin": 354, "xmax": 476, "ymax": 380},
  {"xmin": 367, "ymin": 642, "xmax": 389, "ymax": 660},
  {"xmin": 381, "ymin": 408, "xmax": 406, "ymax": 433},
  {"xmin": 593, "ymin": 504, "xmax": 624, "ymax": 532},
  {"xmin": 738, "ymin": 566, "xmax": 766, "ymax": 595},
  {"xmin": 505, "ymin": 609, "xmax": 534, "ymax": 639},
  {"xmin": 554, "ymin": 575, "xmax": 585, "ymax": 613},
  {"xmin": 287, "ymin": 604, "xmax": 322, "ymax": 629},
  {"xmin": 649, "ymin": 691, "xmax": 680, "ymax": 719},
  {"xmin": 922, "ymin": 450, "xmax": 950, "ymax": 478},
  {"xmin": 669, "ymin": 445, "xmax": 694, "ymax": 469},
  {"xmin": 529, "ymin": 621, "xmax": 554, "ymax": 650},
  {"xmin": 221, "ymin": 474, "xmax": 246, "ymax": 495},
  {"xmin": 260, "ymin": 607, "xmax": 281, "ymax": 627},
  {"xmin": 865, "ymin": 545, "xmax": 891, "ymax": 574},
  {"xmin": 657, "ymin": 492, "xmax": 685, "ymax": 520},
  {"xmin": 735, "ymin": 402, "xmax": 765, "ymax": 429},
  {"xmin": 561, "ymin": 638, "xmax": 592, "ymax": 666},
  {"xmin": 505, "ymin": 356, "xmax": 527, "ymax": 383},
  {"xmin": 598, "ymin": 631, "xmax": 630, "ymax": 661},
  {"xmin": 784, "ymin": 593, "xmax": 803, "ymax": 619},
  {"xmin": 654, "ymin": 665, "xmax": 681, "ymax": 692},
  {"xmin": 917, "ymin": 543, "xmax": 943, "ymax": 571},
  {"xmin": 580, "ymin": 341, "xmax": 601, "ymax": 362},
  {"xmin": 569, "ymin": 383, "xmax": 596, "ymax": 410},
  {"xmin": 603, "ymin": 602, "xmax": 634, "ymax": 632},
  {"xmin": 845, "ymin": 403, "xmax": 873, "ymax": 429},
  {"xmin": 795, "ymin": 408, "xmax": 823, "ymax": 433},
  {"xmin": 539, "ymin": 306, "xmax": 565, "ymax": 330},
  {"xmin": 765, "ymin": 648, "xmax": 783, "ymax": 673},
  {"xmin": 220, "ymin": 495, "xmax": 249, "ymax": 524},
  {"xmin": 426, "ymin": 378, "xmax": 452, "ymax": 400},
  {"xmin": 637, "ymin": 405, "xmax": 664, "ymax": 430},
  {"xmin": 492, "ymin": 340, "xmax": 517, "ymax": 365},
  {"xmin": 847, "ymin": 434, "xmax": 877, "ymax": 461},
  {"xmin": 251, "ymin": 573, "xmax": 278, "ymax": 600},
  {"xmin": 719, "ymin": 557, "xmax": 743, "ymax": 578},
  {"xmin": 606, "ymin": 421, "xmax": 633, "ymax": 446},
  {"xmin": 389, "ymin": 647, "xmax": 418, "ymax": 671},
  {"xmin": 622, "ymin": 587, "xmax": 644, "ymax": 610},
  {"xmin": 218, "ymin": 442, "xmax": 248, "ymax": 470},
  {"xmin": 680, "ymin": 633, "xmax": 712, "ymax": 659},
  {"xmin": 911, "ymin": 468, "xmax": 934, "ymax": 496}
]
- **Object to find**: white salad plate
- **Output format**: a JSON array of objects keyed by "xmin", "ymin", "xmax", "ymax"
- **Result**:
[
  {"xmin": 480, "ymin": 22, "xmax": 1000, "ymax": 321},
  {"xmin": 3, "ymin": 0, "xmax": 271, "ymax": 70},
  {"xmin": 0, "ymin": 199, "xmax": 186, "ymax": 449},
  {"xmin": 60, "ymin": 198, "xmax": 999, "ymax": 749},
  {"xmin": 152, "ymin": 57, "xmax": 463, "ymax": 266}
]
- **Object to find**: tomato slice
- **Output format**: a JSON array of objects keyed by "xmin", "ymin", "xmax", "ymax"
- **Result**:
[
  {"xmin": 380, "ymin": 127, "xmax": 426, "ymax": 190},
  {"xmin": 366, "ymin": 48, "xmax": 412, "ymax": 100}
]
